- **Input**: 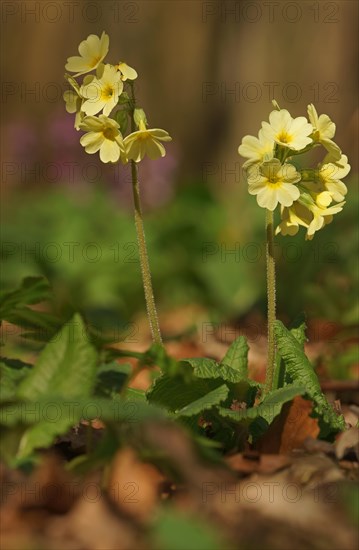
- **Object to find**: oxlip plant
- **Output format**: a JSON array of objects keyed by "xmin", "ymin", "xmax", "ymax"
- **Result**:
[
  {"xmin": 238, "ymin": 100, "xmax": 350, "ymax": 396},
  {"xmin": 0, "ymin": 42, "xmax": 351, "ymax": 466},
  {"xmin": 142, "ymin": 101, "xmax": 350, "ymax": 450},
  {"xmin": 64, "ymin": 31, "xmax": 172, "ymax": 345}
]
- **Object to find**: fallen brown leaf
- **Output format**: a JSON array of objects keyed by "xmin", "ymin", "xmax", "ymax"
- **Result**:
[
  {"xmin": 107, "ymin": 447, "xmax": 164, "ymax": 522},
  {"xmin": 48, "ymin": 496, "xmax": 143, "ymax": 550},
  {"xmin": 335, "ymin": 427, "xmax": 359, "ymax": 461},
  {"xmin": 280, "ymin": 396, "xmax": 320, "ymax": 453},
  {"xmin": 226, "ymin": 453, "xmax": 292, "ymax": 475}
]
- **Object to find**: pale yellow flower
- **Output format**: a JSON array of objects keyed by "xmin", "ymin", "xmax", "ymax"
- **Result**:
[
  {"xmin": 307, "ymin": 104, "xmax": 341, "ymax": 160},
  {"xmin": 247, "ymin": 159, "xmax": 301, "ymax": 211},
  {"xmin": 116, "ymin": 62, "xmax": 138, "ymax": 81},
  {"xmin": 318, "ymin": 154, "xmax": 350, "ymax": 202},
  {"xmin": 238, "ymin": 128, "xmax": 274, "ymax": 170},
  {"xmin": 277, "ymin": 191, "xmax": 345, "ymax": 240},
  {"xmin": 81, "ymin": 64, "xmax": 123, "ymax": 117},
  {"xmin": 261, "ymin": 109, "xmax": 313, "ymax": 151},
  {"xmin": 79, "ymin": 115, "xmax": 126, "ymax": 164},
  {"xmin": 298, "ymin": 189, "xmax": 345, "ymax": 240},
  {"xmin": 63, "ymin": 74, "xmax": 91, "ymax": 130},
  {"xmin": 276, "ymin": 203, "xmax": 311, "ymax": 236},
  {"xmin": 305, "ymin": 201, "xmax": 345, "ymax": 240},
  {"xmin": 63, "ymin": 90, "xmax": 83, "ymax": 130},
  {"xmin": 124, "ymin": 121, "xmax": 172, "ymax": 162},
  {"xmin": 65, "ymin": 32, "xmax": 109, "ymax": 77}
]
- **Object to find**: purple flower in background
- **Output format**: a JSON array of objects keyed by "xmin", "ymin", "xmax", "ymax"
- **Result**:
[
  {"xmin": 107, "ymin": 143, "xmax": 179, "ymax": 211},
  {"xmin": 48, "ymin": 111, "xmax": 79, "ymax": 148},
  {"xmin": 7, "ymin": 120, "xmax": 39, "ymax": 163}
]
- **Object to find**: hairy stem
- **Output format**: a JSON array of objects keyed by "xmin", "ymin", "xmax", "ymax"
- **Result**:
[
  {"xmin": 128, "ymin": 83, "xmax": 162, "ymax": 345},
  {"xmin": 130, "ymin": 161, "xmax": 163, "ymax": 345},
  {"xmin": 264, "ymin": 209, "xmax": 277, "ymax": 394}
]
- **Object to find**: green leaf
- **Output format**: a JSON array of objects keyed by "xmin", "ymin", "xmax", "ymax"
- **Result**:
[
  {"xmin": 220, "ymin": 336, "xmax": 249, "ymax": 377},
  {"xmin": 95, "ymin": 361, "xmax": 131, "ymax": 397},
  {"xmin": 175, "ymin": 385, "xmax": 229, "ymax": 417},
  {"xmin": 18, "ymin": 407, "xmax": 81, "ymax": 458},
  {"xmin": 273, "ymin": 314, "xmax": 308, "ymax": 390},
  {"xmin": 147, "ymin": 374, "xmax": 224, "ymax": 413},
  {"xmin": 217, "ymin": 384, "xmax": 305, "ymax": 424},
  {"xmin": 5, "ymin": 308, "xmax": 62, "ymax": 334},
  {"xmin": 0, "ymin": 357, "xmax": 33, "ymax": 370},
  {"xmin": 0, "ymin": 396, "xmax": 164, "ymax": 428},
  {"xmin": 274, "ymin": 320, "xmax": 345, "ymax": 435},
  {"xmin": 153, "ymin": 509, "xmax": 223, "ymax": 550},
  {"xmin": 0, "ymin": 277, "xmax": 63, "ymax": 343},
  {"xmin": 17, "ymin": 314, "xmax": 98, "ymax": 401},
  {"xmin": 0, "ymin": 396, "xmax": 165, "ymax": 459},
  {"xmin": 183, "ymin": 357, "xmax": 247, "ymax": 385},
  {"xmin": 124, "ymin": 387, "xmax": 147, "ymax": 401},
  {"xmin": 289, "ymin": 313, "xmax": 308, "ymax": 347},
  {"xmin": 0, "ymin": 277, "xmax": 51, "ymax": 318},
  {"xmin": 0, "ymin": 358, "xmax": 32, "ymax": 402},
  {"xmin": 181, "ymin": 336, "xmax": 249, "ymax": 384}
]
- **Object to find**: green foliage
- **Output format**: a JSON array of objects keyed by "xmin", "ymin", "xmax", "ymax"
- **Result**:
[
  {"xmin": 273, "ymin": 313, "xmax": 307, "ymax": 389},
  {"xmin": 2, "ymin": 184, "xmax": 358, "ymax": 330},
  {"xmin": 152, "ymin": 508, "xmax": 224, "ymax": 550},
  {"xmin": 175, "ymin": 385, "xmax": 230, "ymax": 417},
  {"xmin": 1, "ymin": 314, "xmax": 97, "ymax": 458},
  {"xmin": 274, "ymin": 320, "xmax": 346, "ymax": 437},
  {"xmin": 324, "ymin": 342, "xmax": 359, "ymax": 381},
  {"xmin": 221, "ymin": 335, "xmax": 249, "ymax": 373},
  {"xmin": 0, "ymin": 297, "xmax": 165, "ymax": 462},
  {"xmin": 0, "ymin": 276, "xmax": 62, "ymax": 341},
  {"xmin": 1, "ymin": 273, "xmax": 346, "ymax": 462},
  {"xmin": 95, "ymin": 361, "xmax": 132, "ymax": 397},
  {"xmin": 218, "ymin": 384, "xmax": 305, "ymax": 440},
  {"xmin": 1, "ymin": 186, "xmax": 261, "ymax": 323},
  {"xmin": 146, "ymin": 373, "xmax": 225, "ymax": 413},
  {"xmin": 146, "ymin": 322, "xmax": 344, "ymax": 447},
  {"xmin": 18, "ymin": 314, "xmax": 98, "ymax": 401},
  {"xmin": 0, "ymin": 358, "xmax": 32, "ymax": 402},
  {"xmin": 146, "ymin": 337, "xmax": 265, "ymax": 447},
  {"xmin": 0, "ymin": 276, "xmax": 51, "ymax": 317}
]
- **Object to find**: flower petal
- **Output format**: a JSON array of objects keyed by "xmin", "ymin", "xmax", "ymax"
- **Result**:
[{"xmin": 99, "ymin": 139, "xmax": 121, "ymax": 163}]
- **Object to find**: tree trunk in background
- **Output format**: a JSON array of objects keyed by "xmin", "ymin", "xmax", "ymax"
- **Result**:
[{"xmin": 1, "ymin": 0, "xmax": 357, "ymax": 190}]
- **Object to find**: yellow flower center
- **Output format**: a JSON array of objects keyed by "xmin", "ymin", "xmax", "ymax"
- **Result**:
[
  {"xmin": 267, "ymin": 176, "xmax": 282, "ymax": 189},
  {"xmin": 90, "ymin": 55, "xmax": 102, "ymax": 68},
  {"xmin": 103, "ymin": 127, "xmax": 117, "ymax": 140},
  {"xmin": 137, "ymin": 131, "xmax": 150, "ymax": 140},
  {"xmin": 277, "ymin": 131, "xmax": 292, "ymax": 144},
  {"xmin": 101, "ymin": 85, "xmax": 114, "ymax": 100}
]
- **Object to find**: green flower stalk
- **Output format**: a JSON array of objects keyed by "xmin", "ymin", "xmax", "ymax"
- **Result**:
[
  {"xmin": 265, "ymin": 208, "xmax": 276, "ymax": 394},
  {"xmin": 130, "ymin": 160, "xmax": 162, "ymax": 344},
  {"xmin": 63, "ymin": 32, "xmax": 172, "ymax": 344},
  {"xmin": 238, "ymin": 100, "xmax": 350, "ymax": 393}
]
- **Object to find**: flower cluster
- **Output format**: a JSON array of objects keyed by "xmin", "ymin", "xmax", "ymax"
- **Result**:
[
  {"xmin": 64, "ymin": 32, "xmax": 172, "ymax": 163},
  {"xmin": 238, "ymin": 102, "xmax": 350, "ymax": 239}
]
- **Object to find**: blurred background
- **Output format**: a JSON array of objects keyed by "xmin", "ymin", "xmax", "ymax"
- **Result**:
[{"xmin": 1, "ymin": 0, "xmax": 358, "ymax": 376}]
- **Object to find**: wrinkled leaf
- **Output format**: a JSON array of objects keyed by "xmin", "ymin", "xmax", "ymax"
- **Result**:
[
  {"xmin": 274, "ymin": 320, "xmax": 345, "ymax": 436},
  {"xmin": 0, "ymin": 277, "xmax": 51, "ymax": 318},
  {"xmin": 175, "ymin": 385, "xmax": 229, "ymax": 417},
  {"xmin": 18, "ymin": 314, "xmax": 98, "ymax": 400},
  {"xmin": 217, "ymin": 384, "xmax": 305, "ymax": 426},
  {"xmin": 220, "ymin": 335, "xmax": 249, "ymax": 377}
]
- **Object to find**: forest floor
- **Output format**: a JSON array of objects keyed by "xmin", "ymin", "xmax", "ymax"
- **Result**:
[{"xmin": 1, "ymin": 307, "xmax": 358, "ymax": 550}]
